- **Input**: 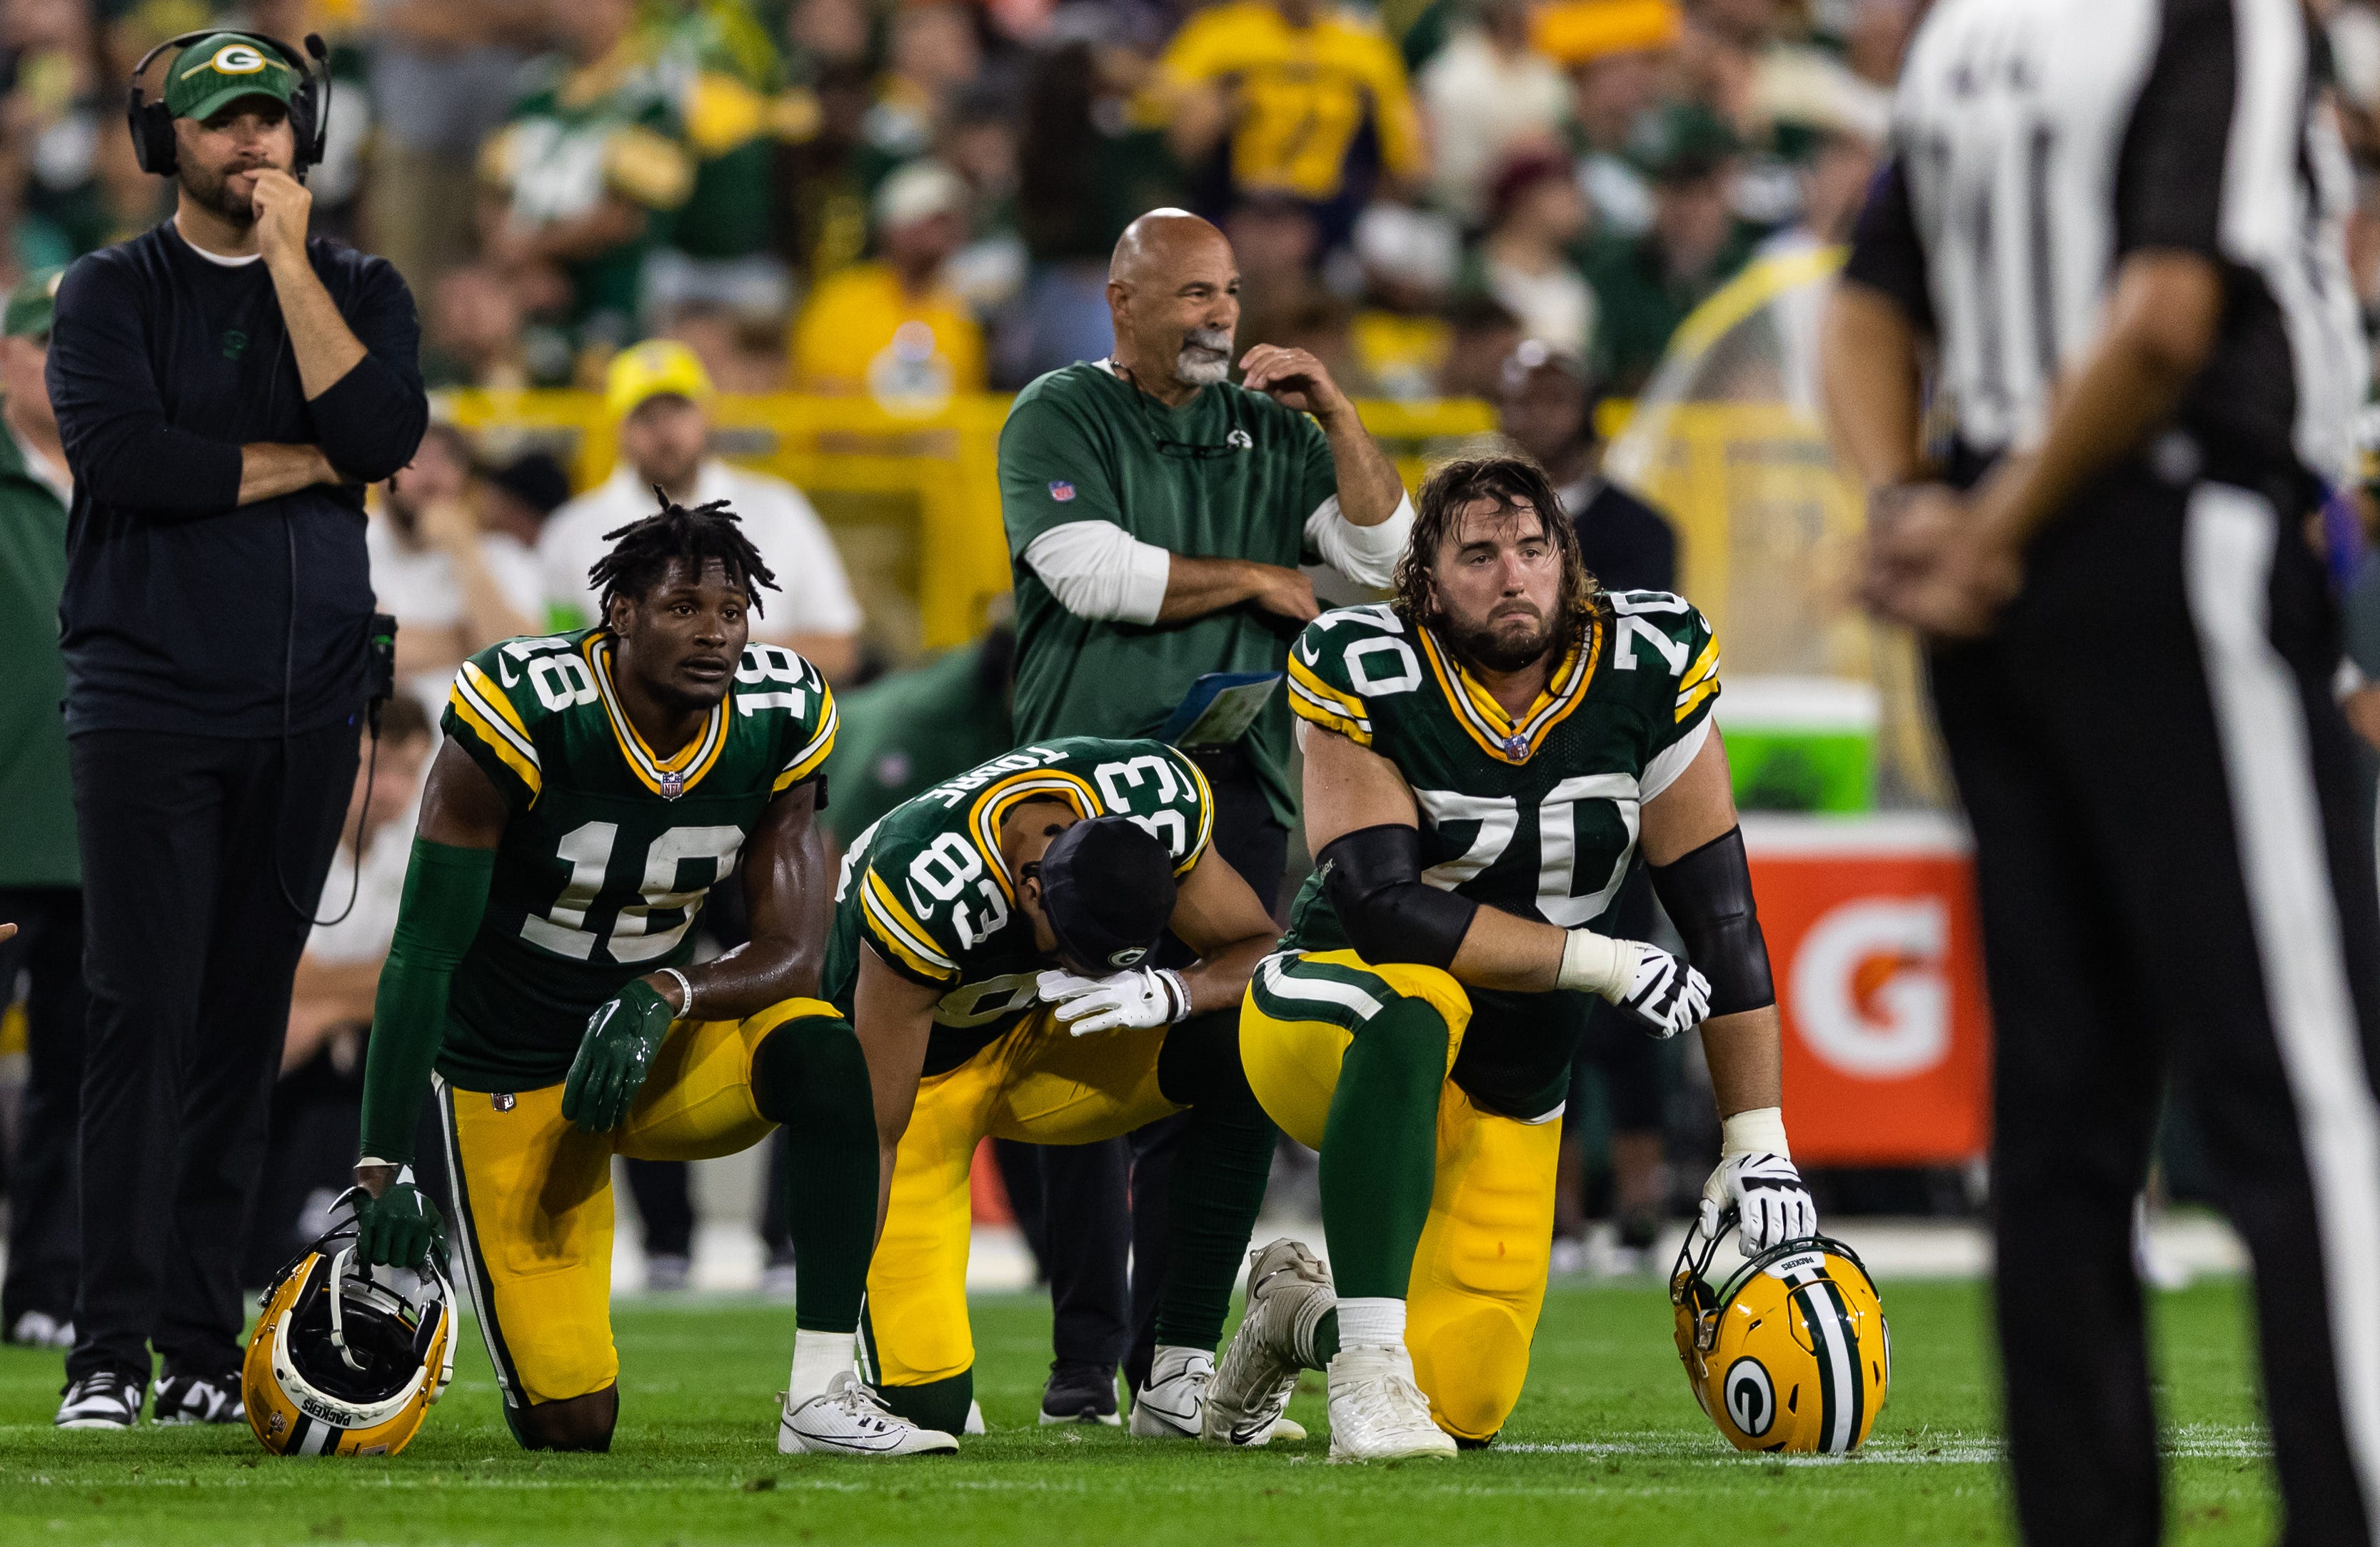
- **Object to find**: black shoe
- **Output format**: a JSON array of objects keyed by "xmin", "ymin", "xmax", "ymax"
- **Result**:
[
  {"xmin": 1038, "ymin": 1360, "xmax": 1121, "ymax": 1426},
  {"xmin": 56, "ymin": 1371, "xmax": 146, "ymax": 1429},
  {"xmin": 153, "ymin": 1369, "xmax": 244, "ymax": 1426}
]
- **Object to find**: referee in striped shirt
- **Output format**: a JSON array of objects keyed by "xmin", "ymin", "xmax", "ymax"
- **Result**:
[{"xmin": 1822, "ymin": 0, "xmax": 2380, "ymax": 1541}]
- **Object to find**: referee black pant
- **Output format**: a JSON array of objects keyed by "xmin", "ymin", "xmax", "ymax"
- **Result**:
[
  {"xmin": 66, "ymin": 724, "xmax": 358, "ymax": 1386},
  {"xmin": 1930, "ymin": 461, "xmax": 2380, "ymax": 1546}
]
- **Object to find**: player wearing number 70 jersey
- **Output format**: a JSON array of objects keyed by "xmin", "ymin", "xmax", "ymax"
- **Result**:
[
  {"xmin": 1210, "ymin": 455, "xmax": 1814, "ymax": 1460},
  {"xmin": 348, "ymin": 495, "xmax": 954, "ymax": 1459},
  {"xmin": 827, "ymin": 736, "xmax": 1284, "ymax": 1441}
]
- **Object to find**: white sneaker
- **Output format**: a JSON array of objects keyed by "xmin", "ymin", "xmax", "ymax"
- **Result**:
[
  {"xmin": 1325, "ymin": 1345, "xmax": 1456, "ymax": 1461},
  {"xmin": 56, "ymin": 1371, "xmax": 144, "ymax": 1430},
  {"xmin": 9, "ymin": 1311, "xmax": 74, "ymax": 1348},
  {"xmin": 1128, "ymin": 1345, "xmax": 1212, "ymax": 1439},
  {"xmin": 1205, "ymin": 1237, "xmax": 1333, "ymax": 1447},
  {"xmin": 778, "ymin": 1370, "xmax": 959, "ymax": 1457}
]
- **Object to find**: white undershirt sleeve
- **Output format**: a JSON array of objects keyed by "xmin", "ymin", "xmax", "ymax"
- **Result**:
[
  {"xmin": 1305, "ymin": 491, "xmax": 1416, "ymax": 590},
  {"xmin": 1638, "ymin": 715, "xmax": 1712, "ymax": 801},
  {"xmin": 1023, "ymin": 520, "xmax": 1173, "ymax": 626}
]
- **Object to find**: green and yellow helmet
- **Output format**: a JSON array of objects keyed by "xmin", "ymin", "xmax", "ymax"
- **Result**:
[
  {"xmin": 242, "ymin": 1201, "xmax": 456, "ymax": 1457},
  {"xmin": 1669, "ymin": 1210, "xmax": 1889, "ymax": 1454}
]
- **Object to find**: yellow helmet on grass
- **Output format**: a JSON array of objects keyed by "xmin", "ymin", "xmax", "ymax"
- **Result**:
[
  {"xmin": 243, "ymin": 1198, "xmax": 456, "ymax": 1456},
  {"xmin": 1669, "ymin": 1208, "xmax": 1888, "ymax": 1453}
]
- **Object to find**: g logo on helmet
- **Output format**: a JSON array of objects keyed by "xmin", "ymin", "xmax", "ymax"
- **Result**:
[
  {"xmin": 1723, "ymin": 1357, "xmax": 1775, "ymax": 1438},
  {"xmin": 207, "ymin": 43, "xmax": 270, "ymax": 74},
  {"xmin": 1108, "ymin": 946, "xmax": 1148, "ymax": 968}
]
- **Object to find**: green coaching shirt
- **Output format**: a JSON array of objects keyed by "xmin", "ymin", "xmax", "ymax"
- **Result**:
[
  {"xmin": 1000, "ymin": 361, "xmax": 1348, "ymax": 826},
  {"xmin": 0, "ymin": 416, "xmax": 74, "ymax": 888}
]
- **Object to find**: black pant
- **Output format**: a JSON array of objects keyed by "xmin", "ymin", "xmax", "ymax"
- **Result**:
[
  {"xmin": 1929, "ymin": 467, "xmax": 2380, "ymax": 1546},
  {"xmin": 1029, "ymin": 755, "xmax": 1288, "ymax": 1391},
  {"xmin": 68, "ymin": 723, "xmax": 358, "ymax": 1383},
  {"xmin": 0, "ymin": 888, "xmax": 86, "ymax": 1332}
]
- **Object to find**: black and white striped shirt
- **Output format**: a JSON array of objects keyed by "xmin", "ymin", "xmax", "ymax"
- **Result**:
[{"xmin": 1845, "ymin": 0, "xmax": 2364, "ymax": 489}]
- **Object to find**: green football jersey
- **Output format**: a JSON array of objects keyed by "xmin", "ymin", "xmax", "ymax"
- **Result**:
[
  {"xmin": 823, "ymin": 736, "xmax": 1216, "ymax": 1075},
  {"xmin": 999, "ymin": 363, "xmax": 1342, "ymax": 828},
  {"xmin": 437, "ymin": 629, "xmax": 837, "ymax": 1089},
  {"xmin": 1281, "ymin": 592, "xmax": 1721, "ymax": 1119}
]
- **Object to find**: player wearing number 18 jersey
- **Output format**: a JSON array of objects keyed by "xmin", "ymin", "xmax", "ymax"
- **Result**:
[
  {"xmin": 349, "ymin": 497, "xmax": 952, "ymax": 1458},
  {"xmin": 830, "ymin": 737, "xmax": 1283, "ymax": 1439},
  {"xmin": 1212, "ymin": 456, "xmax": 1815, "ymax": 1459}
]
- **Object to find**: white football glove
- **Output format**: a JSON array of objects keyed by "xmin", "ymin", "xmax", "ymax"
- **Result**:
[
  {"xmin": 1612, "ymin": 944, "xmax": 1712, "ymax": 1039},
  {"xmin": 1035, "ymin": 966, "xmax": 1189, "ymax": 1036},
  {"xmin": 1700, "ymin": 1151, "xmax": 1819, "ymax": 1255}
]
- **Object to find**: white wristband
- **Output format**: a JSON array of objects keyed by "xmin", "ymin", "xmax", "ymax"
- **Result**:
[
  {"xmin": 658, "ymin": 967, "xmax": 696, "ymax": 1018},
  {"xmin": 1158, "ymin": 968, "xmax": 1191, "ymax": 1023},
  {"xmin": 1556, "ymin": 928, "xmax": 1640, "ymax": 998},
  {"xmin": 1721, "ymin": 1106, "xmax": 1789, "ymax": 1158}
]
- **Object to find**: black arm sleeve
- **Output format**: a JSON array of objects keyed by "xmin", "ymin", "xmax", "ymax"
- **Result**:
[
  {"xmin": 45, "ymin": 254, "xmax": 243, "ymax": 518},
  {"xmin": 1841, "ymin": 155, "xmax": 1936, "ymax": 335},
  {"xmin": 1319, "ymin": 825, "xmax": 1479, "ymax": 971},
  {"xmin": 306, "ymin": 255, "xmax": 428, "ymax": 482},
  {"xmin": 1648, "ymin": 826, "xmax": 1774, "ymax": 1017}
]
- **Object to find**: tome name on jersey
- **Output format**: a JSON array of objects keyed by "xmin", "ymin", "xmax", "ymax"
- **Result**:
[
  {"xmin": 436, "ymin": 629, "xmax": 837, "ymax": 1089},
  {"xmin": 1281, "ymin": 594, "xmax": 1720, "ymax": 1118},
  {"xmin": 822, "ymin": 737, "xmax": 1217, "ymax": 1074}
]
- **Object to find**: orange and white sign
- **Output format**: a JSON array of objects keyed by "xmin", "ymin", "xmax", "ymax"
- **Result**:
[{"xmin": 1744, "ymin": 814, "xmax": 1992, "ymax": 1164}]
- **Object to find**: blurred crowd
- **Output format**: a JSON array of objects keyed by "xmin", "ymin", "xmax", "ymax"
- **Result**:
[{"xmin": 1, "ymin": 0, "xmax": 1926, "ymax": 410}]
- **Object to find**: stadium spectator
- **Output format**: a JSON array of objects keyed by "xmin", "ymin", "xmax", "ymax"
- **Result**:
[
  {"xmin": 541, "ymin": 339, "xmax": 863, "ymax": 676},
  {"xmin": 1583, "ymin": 103, "xmax": 1755, "ymax": 392},
  {"xmin": 1153, "ymin": 0, "xmax": 1425, "ymax": 244},
  {"xmin": 478, "ymin": 0, "xmax": 694, "ymax": 355},
  {"xmin": 1495, "ymin": 339, "xmax": 1673, "ymax": 593},
  {"xmin": 0, "ymin": 269, "xmax": 79, "ymax": 1351},
  {"xmin": 1435, "ymin": 293, "xmax": 1524, "ymax": 397},
  {"xmin": 661, "ymin": 297, "xmax": 789, "ymax": 392},
  {"xmin": 363, "ymin": 0, "xmax": 540, "ymax": 296},
  {"xmin": 1347, "ymin": 200, "xmax": 1459, "ymax": 401},
  {"xmin": 1, "ymin": 0, "xmax": 114, "ymax": 265},
  {"xmin": 1462, "ymin": 151, "xmax": 1596, "ymax": 359},
  {"xmin": 790, "ymin": 159, "xmax": 985, "ymax": 406},
  {"xmin": 1416, "ymin": 0, "xmax": 1570, "ymax": 226},
  {"xmin": 480, "ymin": 449, "xmax": 571, "ymax": 549},
  {"xmin": 1540, "ymin": 0, "xmax": 1679, "ymax": 240},
  {"xmin": 420, "ymin": 264, "xmax": 539, "ymax": 390},
  {"xmin": 640, "ymin": 0, "xmax": 797, "ymax": 330},
  {"xmin": 860, "ymin": 1, "xmax": 982, "ymax": 177},
  {"xmin": 370, "ymin": 421, "xmax": 546, "ymax": 710}
]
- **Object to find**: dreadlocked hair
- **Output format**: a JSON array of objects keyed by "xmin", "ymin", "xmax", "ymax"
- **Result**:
[
  {"xmin": 588, "ymin": 489, "xmax": 781, "ymax": 620},
  {"xmin": 1391, "ymin": 453, "xmax": 1603, "ymax": 651}
]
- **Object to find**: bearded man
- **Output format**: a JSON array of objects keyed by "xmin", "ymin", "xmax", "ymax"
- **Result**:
[
  {"xmin": 46, "ymin": 31, "xmax": 425, "ymax": 1428},
  {"xmin": 1207, "ymin": 454, "xmax": 1812, "ymax": 1459},
  {"xmin": 993, "ymin": 207, "xmax": 1412, "ymax": 1426}
]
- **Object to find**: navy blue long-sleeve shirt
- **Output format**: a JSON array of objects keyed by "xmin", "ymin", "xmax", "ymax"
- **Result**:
[{"xmin": 47, "ymin": 222, "xmax": 426, "ymax": 736}]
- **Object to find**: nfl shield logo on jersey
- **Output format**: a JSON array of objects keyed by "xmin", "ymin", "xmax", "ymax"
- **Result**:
[{"xmin": 1049, "ymin": 481, "xmax": 1076, "ymax": 502}]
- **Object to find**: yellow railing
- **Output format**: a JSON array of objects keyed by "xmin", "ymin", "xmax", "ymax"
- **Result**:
[{"xmin": 438, "ymin": 390, "xmax": 1497, "ymax": 656}]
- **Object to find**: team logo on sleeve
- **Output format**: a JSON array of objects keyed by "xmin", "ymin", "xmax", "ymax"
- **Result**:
[
  {"xmin": 1048, "ymin": 481, "xmax": 1076, "ymax": 502},
  {"xmin": 1227, "ymin": 429, "xmax": 1252, "ymax": 450}
]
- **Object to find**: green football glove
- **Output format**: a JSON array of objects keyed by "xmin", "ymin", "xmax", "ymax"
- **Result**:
[
  {"xmin": 353, "ymin": 1171, "xmax": 448, "ymax": 1271},
  {"xmin": 563, "ymin": 978, "xmax": 678, "ymax": 1133}
]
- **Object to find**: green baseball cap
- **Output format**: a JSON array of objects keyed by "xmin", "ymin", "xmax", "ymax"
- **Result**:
[
  {"xmin": 4, "ymin": 269, "xmax": 63, "ymax": 341},
  {"xmin": 164, "ymin": 34, "xmax": 298, "ymax": 124}
]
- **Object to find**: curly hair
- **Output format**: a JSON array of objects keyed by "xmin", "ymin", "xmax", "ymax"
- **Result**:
[
  {"xmin": 1391, "ymin": 454, "xmax": 1602, "ymax": 649},
  {"xmin": 588, "ymin": 489, "xmax": 780, "ymax": 621}
]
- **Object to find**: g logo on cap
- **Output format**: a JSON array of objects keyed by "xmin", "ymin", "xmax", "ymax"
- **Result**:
[
  {"xmin": 206, "ymin": 43, "xmax": 270, "ymax": 73},
  {"xmin": 1108, "ymin": 947, "xmax": 1148, "ymax": 968}
]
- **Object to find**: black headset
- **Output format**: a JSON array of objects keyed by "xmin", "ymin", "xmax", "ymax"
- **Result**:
[{"xmin": 125, "ymin": 29, "xmax": 331, "ymax": 179}]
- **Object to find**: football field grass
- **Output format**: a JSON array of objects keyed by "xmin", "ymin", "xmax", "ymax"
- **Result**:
[{"xmin": 0, "ymin": 1278, "xmax": 2274, "ymax": 1546}]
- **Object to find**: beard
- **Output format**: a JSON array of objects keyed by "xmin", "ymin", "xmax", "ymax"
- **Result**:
[
  {"xmin": 1440, "ymin": 599, "xmax": 1563, "ymax": 674},
  {"xmin": 179, "ymin": 159, "xmax": 268, "ymax": 224},
  {"xmin": 1175, "ymin": 326, "xmax": 1234, "ymax": 387}
]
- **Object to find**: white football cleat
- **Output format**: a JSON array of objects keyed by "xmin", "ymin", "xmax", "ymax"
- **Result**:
[
  {"xmin": 1128, "ymin": 1345, "xmax": 1212, "ymax": 1439},
  {"xmin": 1205, "ymin": 1236, "xmax": 1333, "ymax": 1447},
  {"xmin": 1325, "ymin": 1345, "xmax": 1455, "ymax": 1461},
  {"xmin": 778, "ymin": 1370, "xmax": 959, "ymax": 1457}
]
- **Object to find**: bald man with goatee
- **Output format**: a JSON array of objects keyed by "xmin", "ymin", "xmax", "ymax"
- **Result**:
[{"xmin": 993, "ymin": 209, "xmax": 1412, "ymax": 1435}]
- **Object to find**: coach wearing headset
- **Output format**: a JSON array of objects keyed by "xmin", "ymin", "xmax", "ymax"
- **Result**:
[{"xmin": 47, "ymin": 32, "xmax": 426, "ymax": 1429}]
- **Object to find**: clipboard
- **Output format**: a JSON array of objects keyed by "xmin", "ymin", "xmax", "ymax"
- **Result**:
[{"xmin": 1158, "ymin": 671, "xmax": 1284, "ymax": 749}]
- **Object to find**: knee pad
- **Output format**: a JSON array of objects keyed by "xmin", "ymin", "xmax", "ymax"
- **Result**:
[{"xmin": 754, "ymin": 1013, "xmax": 873, "ymax": 1133}]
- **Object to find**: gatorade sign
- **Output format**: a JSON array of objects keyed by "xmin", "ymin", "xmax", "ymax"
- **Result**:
[{"xmin": 1743, "ymin": 815, "xmax": 1992, "ymax": 1163}]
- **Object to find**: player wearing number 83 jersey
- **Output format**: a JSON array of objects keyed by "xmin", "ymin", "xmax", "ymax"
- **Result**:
[{"xmin": 825, "ymin": 736, "xmax": 1285, "ymax": 1440}]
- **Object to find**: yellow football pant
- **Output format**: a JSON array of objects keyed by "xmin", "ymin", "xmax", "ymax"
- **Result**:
[
  {"xmin": 436, "ymin": 998, "xmax": 832, "ymax": 1409},
  {"xmin": 1240, "ymin": 949, "xmax": 1560, "ymax": 1442},
  {"xmin": 865, "ymin": 1008, "xmax": 1183, "ymax": 1391}
]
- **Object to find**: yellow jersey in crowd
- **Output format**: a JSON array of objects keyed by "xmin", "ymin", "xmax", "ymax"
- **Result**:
[{"xmin": 790, "ymin": 263, "xmax": 986, "ymax": 412}]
